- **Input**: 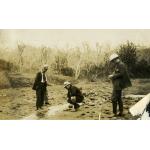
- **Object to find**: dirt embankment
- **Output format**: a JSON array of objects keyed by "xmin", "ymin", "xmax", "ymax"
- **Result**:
[{"xmin": 0, "ymin": 71, "xmax": 11, "ymax": 89}]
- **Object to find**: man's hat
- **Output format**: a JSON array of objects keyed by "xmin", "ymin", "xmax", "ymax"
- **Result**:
[
  {"xmin": 64, "ymin": 81, "xmax": 71, "ymax": 88},
  {"xmin": 43, "ymin": 64, "xmax": 49, "ymax": 69},
  {"xmin": 109, "ymin": 53, "xmax": 119, "ymax": 62}
]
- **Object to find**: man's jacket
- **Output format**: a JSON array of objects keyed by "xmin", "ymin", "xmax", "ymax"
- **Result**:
[
  {"xmin": 32, "ymin": 71, "xmax": 47, "ymax": 90},
  {"xmin": 67, "ymin": 85, "xmax": 84, "ymax": 102},
  {"xmin": 112, "ymin": 61, "xmax": 132, "ymax": 90}
]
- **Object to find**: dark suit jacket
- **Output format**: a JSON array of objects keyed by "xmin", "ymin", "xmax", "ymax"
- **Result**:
[
  {"xmin": 67, "ymin": 85, "xmax": 84, "ymax": 103},
  {"xmin": 32, "ymin": 72, "xmax": 47, "ymax": 90},
  {"xmin": 112, "ymin": 61, "xmax": 132, "ymax": 90}
]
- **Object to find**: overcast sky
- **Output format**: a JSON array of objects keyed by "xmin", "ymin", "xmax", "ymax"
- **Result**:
[{"xmin": 1, "ymin": 29, "xmax": 150, "ymax": 49}]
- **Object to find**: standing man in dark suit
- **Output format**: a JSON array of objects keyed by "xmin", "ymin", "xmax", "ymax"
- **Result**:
[
  {"xmin": 64, "ymin": 81, "xmax": 84, "ymax": 112},
  {"xmin": 32, "ymin": 64, "xmax": 49, "ymax": 110},
  {"xmin": 108, "ymin": 54, "xmax": 132, "ymax": 117}
]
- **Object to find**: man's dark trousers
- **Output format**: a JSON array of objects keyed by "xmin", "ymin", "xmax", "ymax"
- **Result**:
[
  {"xmin": 67, "ymin": 97, "xmax": 83, "ymax": 109},
  {"xmin": 36, "ymin": 86, "xmax": 46, "ymax": 110},
  {"xmin": 112, "ymin": 90, "xmax": 123, "ymax": 115},
  {"xmin": 67, "ymin": 99, "xmax": 79, "ymax": 109}
]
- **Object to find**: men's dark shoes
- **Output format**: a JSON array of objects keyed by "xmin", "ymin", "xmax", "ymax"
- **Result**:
[
  {"xmin": 45, "ymin": 102, "xmax": 50, "ymax": 105},
  {"xmin": 117, "ymin": 113, "xmax": 124, "ymax": 117}
]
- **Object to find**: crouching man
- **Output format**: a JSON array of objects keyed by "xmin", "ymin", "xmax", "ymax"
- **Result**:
[
  {"xmin": 64, "ymin": 81, "xmax": 84, "ymax": 111},
  {"xmin": 108, "ymin": 53, "xmax": 132, "ymax": 117}
]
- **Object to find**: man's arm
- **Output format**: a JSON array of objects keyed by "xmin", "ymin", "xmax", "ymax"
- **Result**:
[
  {"xmin": 112, "ymin": 63, "xmax": 126, "ymax": 80},
  {"xmin": 67, "ymin": 91, "xmax": 72, "ymax": 101},
  {"xmin": 32, "ymin": 73, "xmax": 40, "ymax": 90}
]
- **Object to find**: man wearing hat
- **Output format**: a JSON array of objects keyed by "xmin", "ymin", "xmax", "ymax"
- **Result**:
[
  {"xmin": 32, "ymin": 64, "xmax": 49, "ymax": 110},
  {"xmin": 64, "ymin": 81, "xmax": 84, "ymax": 111},
  {"xmin": 108, "ymin": 53, "xmax": 132, "ymax": 117}
]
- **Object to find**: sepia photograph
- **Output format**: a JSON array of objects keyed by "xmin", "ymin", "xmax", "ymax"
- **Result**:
[
  {"xmin": 0, "ymin": 29, "xmax": 150, "ymax": 120},
  {"xmin": 1, "ymin": 1, "xmax": 150, "ymax": 150}
]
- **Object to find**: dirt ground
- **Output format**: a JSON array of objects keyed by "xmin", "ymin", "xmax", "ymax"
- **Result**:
[{"xmin": 0, "ymin": 76, "xmax": 149, "ymax": 120}]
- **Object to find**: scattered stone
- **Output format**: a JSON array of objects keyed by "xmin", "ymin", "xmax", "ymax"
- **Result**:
[
  {"xmin": 87, "ymin": 102, "xmax": 95, "ymax": 106},
  {"xmin": 89, "ymin": 90, "xmax": 95, "ymax": 95},
  {"xmin": 89, "ymin": 114, "xmax": 93, "ymax": 117},
  {"xmin": 81, "ymin": 113, "xmax": 86, "ymax": 116},
  {"xmin": 90, "ymin": 97, "xmax": 96, "ymax": 101},
  {"xmin": 124, "ymin": 95, "xmax": 145, "ymax": 101},
  {"xmin": 124, "ymin": 105, "xmax": 129, "ymax": 109},
  {"xmin": 104, "ymin": 108, "xmax": 110, "ymax": 111},
  {"xmin": 104, "ymin": 111, "xmax": 110, "ymax": 115},
  {"xmin": 0, "ymin": 94, "xmax": 7, "ymax": 97},
  {"xmin": 94, "ymin": 92, "xmax": 98, "ymax": 96},
  {"xmin": 84, "ymin": 106, "xmax": 89, "ymax": 108}
]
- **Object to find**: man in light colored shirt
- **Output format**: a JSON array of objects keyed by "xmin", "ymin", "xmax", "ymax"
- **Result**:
[{"xmin": 32, "ymin": 64, "xmax": 49, "ymax": 110}]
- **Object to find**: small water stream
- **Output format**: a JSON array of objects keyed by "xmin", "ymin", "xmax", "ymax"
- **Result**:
[{"xmin": 23, "ymin": 103, "xmax": 69, "ymax": 120}]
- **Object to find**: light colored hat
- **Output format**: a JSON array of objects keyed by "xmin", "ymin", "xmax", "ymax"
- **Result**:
[
  {"xmin": 43, "ymin": 64, "xmax": 49, "ymax": 69},
  {"xmin": 64, "ymin": 81, "xmax": 71, "ymax": 88},
  {"xmin": 109, "ymin": 53, "xmax": 119, "ymax": 62}
]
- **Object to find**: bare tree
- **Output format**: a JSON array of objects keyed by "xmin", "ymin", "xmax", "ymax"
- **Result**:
[
  {"xmin": 74, "ymin": 47, "xmax": 82, "ymax": 79},
  {"xmin": 41, "ymin": 46, "xmax": 48, "ymax": 65},
  {"xmin": 17, "ymin": 42, "xmax": 25, "ymax": 72},
  {"xmin": 96, "ymin": 42, "xmax": 102, "ymax": 66}
]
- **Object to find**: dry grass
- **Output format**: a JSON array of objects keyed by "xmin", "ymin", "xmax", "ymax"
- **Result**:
[{"xmin": 0, "ymin": 71, "xmax": 11, "ymax": 89}]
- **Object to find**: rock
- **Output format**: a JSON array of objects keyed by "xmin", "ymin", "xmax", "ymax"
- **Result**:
[
  {"xmin": 80, "ymin": 113, "xmax": 86, "ymax": 116},
  {"xmin": 124, "ymin": 105, "xmax": 129, "ymax": 109},
  {"xmin": 89, "ymin": 90, "xmax": 95, "ymax": 94},
  {"xmin": 87, "ymin": 102, "xmax": 95, "ymax": 106},
  {"xmin": 90, "ymin": 97, "xmax": 96, "ymax": 101},
  {"xmin": 89, "ymin": 114, "xmax": 93, "ymax": 117},
  {"xmin": 94, "ymin": 92, "xmax": 98, "ymax": 96},
  {"xmin": 104, "ymin": 111, "xmax": 110, "ymax": 115},
  {"xmin": 84, "ymin": 106, "xmax": 89, "ymax": 108},
  {"xmin": 104, "ymin": 108, "xmax": 110, "ymax": 111},
  {"xmin": 12, "ymin": 106, "xmax": 17, "ymax": 110},
  {"xmin": 0, "ymin": 94, "xmax": 7, "ymax": 97},
  {"xmin": 124, "ymin": 95, "xmax": 145, "ymax": 100}
]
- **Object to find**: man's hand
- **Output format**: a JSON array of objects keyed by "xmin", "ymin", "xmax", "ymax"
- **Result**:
[{"xmin": 108, "ymin": 74, "xmax": 114, "ymax": 79}]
